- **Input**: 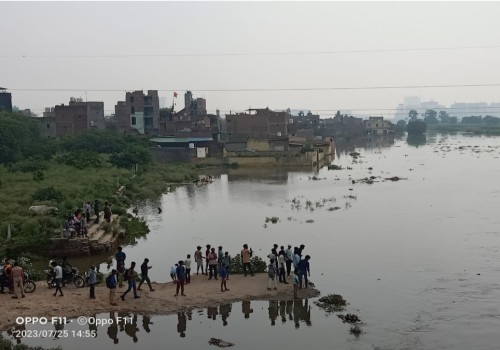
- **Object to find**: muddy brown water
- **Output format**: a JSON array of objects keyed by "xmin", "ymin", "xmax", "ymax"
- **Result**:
[{"xmin": 5, "ymin": 132, "xmax": 500, "ymax": 349}]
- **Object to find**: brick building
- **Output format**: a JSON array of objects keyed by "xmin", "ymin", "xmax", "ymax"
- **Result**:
[
  {"xmin": 53, "ymin": 98, "xmax": 105, "ymax": 136},
  {"xmin": 114, "ymin": 90, "xmax": 160, "ymax": 135},
  {"xmin": 225, "ymin": 108, "xmax": 289, "ymax": 140}
]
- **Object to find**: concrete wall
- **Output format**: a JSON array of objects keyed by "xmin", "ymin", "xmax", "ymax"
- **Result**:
[{"xmin": 151, "ymin": 147, "xmax": 196, "ymax": 163}]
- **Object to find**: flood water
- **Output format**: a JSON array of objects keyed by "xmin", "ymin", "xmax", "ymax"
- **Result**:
[{"xmin": 6, "ymin": 132, "xmax": 500, "ymax": 349}]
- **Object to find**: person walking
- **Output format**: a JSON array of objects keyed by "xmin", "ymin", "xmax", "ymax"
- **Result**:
[
  {"xmin": 88, "ymin": 265, "xmax": 97, "ymax": 299},
  {"xmin": 208, "ymin": 248, "xmax": 218, "ymax": 280},
  {"xmin": 194, "ymin": 246, "xmax": 204, "ymax": 275},
  {"xmin": 137, "ymin": 258, "xmax": 155, "ymax": 291},
  {"xmin": 115, "ymin": 246, "xmax": 126, "ymax": 288},
  {"xmin": 11, "ymin": 261, "xmax": 25, "ymax": 299},
  {"xmin": 106, "ymin": 269, "xmax": 118, "ymax": 306},
  {"xmin": 241, "ymin": 244, "xmax": 254, "ymax": 277},
  {"xmin": 184, "ymin": 255, "xmax": 192, "ymax": 284},
  {"xmin": 175, "ymin": 261, "xmax": 186, "ymax": 296},
  {"xmin": 267, "ymin": 259, "xmax": 278, "ymax": 290},
  {"xmin": 52, "ymin": 261, "xmax": 64, "ymax": 297},
  {"xmin": 120, "ymin": 262, "xmax": 140, "ymax": 300}
]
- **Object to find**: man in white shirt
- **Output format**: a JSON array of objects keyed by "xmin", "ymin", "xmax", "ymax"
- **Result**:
[{"xmin": 52, "ymin": 261, "xmax": 64, "ymax": 297}]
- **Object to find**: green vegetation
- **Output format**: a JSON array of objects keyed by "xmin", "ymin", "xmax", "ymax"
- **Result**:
[
  {"xmin": 407, "ymin": 119, "xmax": 427, "ymax": 135},
  {"xmin": 229, "ymin": 254, "xmax": 267, "ymax": 274},
  {"xmin": 427, "ymin": 123, "xmax": 500, "ymax": 135},
  {"xmin": 0, "ymin": 111, "xmax": 199, "ymax": 251}
]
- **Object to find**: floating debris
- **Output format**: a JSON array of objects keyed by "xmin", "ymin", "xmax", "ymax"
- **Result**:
[
  {"xmin": 314, "ymin": 294, "xmax": 348, "ymax": 312},
  {"xmin": 327, "ymin": 206, "xmax": 341, "ymax": 211},
  {"xmin": 328, "ymin": 164, "xmax": 342, "ymax": 170},
  {"xmin": 265, "ymin": 217, "xmax": 279, "ymax": 224},
  {"xmin": 343, "ymin": 195, "xmax": 357, "ymax": 200},
  {"xmin": 305, "ymin": 219, "xmax": 314, "ymax": 223},
  {"xmin": 349, "ymin": 152, "xmax": 361, "ymax": 157},
  {"xmin": 384, "ymin": 176, "xmax": 407, "ymax": 182},
  {"xmin": 209, "ymin": 338, "xmax": 235, "ymax": 347},
  {"xmin": 338, "ymin": 313, "xmax": 361, "ymax": 324},
  {"xmin": 350, "ymin": 325, "xmax": 362, "ymax": 337}
]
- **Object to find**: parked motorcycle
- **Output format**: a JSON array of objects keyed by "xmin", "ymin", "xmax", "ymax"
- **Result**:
[
  {"xmin": 45, "ymin": 266, "xmax": 85, "ymax": 288},
  {"xmin": 23, "ymin": 272, "xmax": 36, "ymax": 293}
]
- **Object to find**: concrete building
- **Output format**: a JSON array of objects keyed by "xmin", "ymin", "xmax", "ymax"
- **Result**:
[
  {"xmin": 114, "ymin": 90, "xmax": 160, "ymax": 135},
  {"xmin": 364, "ymin": 116, "xmax": 393, "ymax": 135},
  {"xmin": 226, "ymin": 108, "xmax": 289, "ymax": 140},
  {"xmin": 53, "ymin": 98, "xmax": 105, "ymax": 136},
  {"xmin": 0, "ymin": 88, "xmax": 12, "ymax": 112}
]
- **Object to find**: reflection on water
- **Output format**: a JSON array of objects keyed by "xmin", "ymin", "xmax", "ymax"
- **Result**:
[
  {"xmin": 406, "ymin": 134, "xmax": 427, "ymax": 147},
  {"xmin": 335, "ymin": 135, "xmax": 395, "ymax": 159},
  {"xmin": 3, "ymin": 299, "xmax": 317, "ymax": 348}
]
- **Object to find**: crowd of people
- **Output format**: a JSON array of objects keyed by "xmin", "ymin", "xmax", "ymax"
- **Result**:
[
  {"xmin": 101, "ymin": 242, "xmax": 312, "ymax": 305},
  {"xmin": 62, "ymin": 199, "xmax": 113, "ymax": 238},
  {"xmin": 0, "ymin": 258, "xmax": 26, "ymax": 299}
]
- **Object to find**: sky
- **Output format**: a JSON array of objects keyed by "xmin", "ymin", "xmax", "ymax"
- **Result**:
[{"xmin": 2, "ymin": 1, "xmax": 500, "ymax": 118}]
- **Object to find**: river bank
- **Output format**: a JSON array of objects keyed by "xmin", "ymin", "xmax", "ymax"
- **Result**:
[{"xmin": 1, "ymin": 273, "xmax": 319, "ymax": 332}]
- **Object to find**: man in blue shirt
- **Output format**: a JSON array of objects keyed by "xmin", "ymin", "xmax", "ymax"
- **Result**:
[{"xmin": 175, "ymin": 260, "xmax": 186, "ymax": 296}]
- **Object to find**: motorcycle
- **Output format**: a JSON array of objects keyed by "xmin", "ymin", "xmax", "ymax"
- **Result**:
[
  {"xmin": 23, "ymin": 272, "xmax": 36, "ymax": 293},
  {"xmin": 45, "ymin": 266, "xmax": 85, "ymax": 288}
]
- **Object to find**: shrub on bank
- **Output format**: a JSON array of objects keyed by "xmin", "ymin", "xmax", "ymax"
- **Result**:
[{"xmin": 229, "ymin": 254, "xmax": 267, "ymax": 274}]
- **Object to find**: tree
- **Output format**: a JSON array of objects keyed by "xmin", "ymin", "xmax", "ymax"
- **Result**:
[
  {"xmin": 424, "ymin": 109, "xmax": 438, "ymax": 124},
  {"xmin": 408, "ymin": 109, "xmax": 418, "ymax": 121},
  {"xmin": 407, "ymin": 119, "xmax": 427, "ymax": 135},
  {"xmin": 395, "ymin": 120, "xmax": 407, "ymax": 133},
  {"xmin": 438, "ymin": 110, "xmax": 450, "ymax": 123}
]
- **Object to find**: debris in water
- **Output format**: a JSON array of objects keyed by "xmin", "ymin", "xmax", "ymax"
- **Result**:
[
  {"xmin": 314, "ymin": 294, "xmax": 348, "ymax": 312},
  {"xmin": 338, "ymin": 313, "xmax": 361, "ymax": 324},
  {"xmin": 209, "ymin": 338, "xmax": 234, "ymax": 347}
]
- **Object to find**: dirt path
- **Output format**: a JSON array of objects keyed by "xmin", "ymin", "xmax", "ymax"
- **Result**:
[{"xmin": 2, "ymin": 273, "xmax": 319, "ymax": 331}]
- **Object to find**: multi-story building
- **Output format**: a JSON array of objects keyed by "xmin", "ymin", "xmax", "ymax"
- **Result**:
[
  {"xmin": 114, "ymin": 90, "xmax": 160, "ymax": 135},
  {"xmin": 53, "ymin": 98, "xmax": 105, "ymax": 136},
  {"xmin": 0, "ymin": 88, "xmax": 12, "ymax": 112},
  {"xmin": 225, "ymin": 108, "xmax": 289, "ymax": 140},
  {"xmin": 364, "ymin": 116, "xmax": 393, "ymax": 135}
]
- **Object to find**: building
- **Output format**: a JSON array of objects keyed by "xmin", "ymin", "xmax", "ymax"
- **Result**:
[
  {"xmin": 226, "ymin": 108, "xmax": 289, "ymax": 140},
  {"xmin": 114, "ymin": 90, "xmax": 160, "ymax": 135},
  {"xmin": 53, "ymin": 98, "xmax": 105, "ymax": 136},
  {"xmin": 0, "ymin": 87, "xmax": 12, "ymax": 112},
  {"xmin": 364, "ymin": 116, "xmax": 393, "ymax": 135}
]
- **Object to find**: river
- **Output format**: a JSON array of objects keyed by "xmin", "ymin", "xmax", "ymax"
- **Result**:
[{"xmin": 5, "ymin": 132, "xmax": 500, "ymax": 349}]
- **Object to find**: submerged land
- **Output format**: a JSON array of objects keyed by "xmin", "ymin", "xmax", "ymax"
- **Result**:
[{"xmin": 1, "ymin": 273, "xmax": 319, "ymax": 332}]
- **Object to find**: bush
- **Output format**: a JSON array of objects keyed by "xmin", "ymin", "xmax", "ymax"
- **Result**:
[
  {"xmin": 16, "ymin": 256, "xmax": 43, "ymax": 281},
  {"xmin": 229, "ymin": 254, "xmax": 267, "ymax": 274},
  {"xmin": 32, "ymin": 187, "xmax": 65, "ymax": 203},
  {"xmin": 122, "ymin": 217, "xmax": 150, "ymax": 238}
]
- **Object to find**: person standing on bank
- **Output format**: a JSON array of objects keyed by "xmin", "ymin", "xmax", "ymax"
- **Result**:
[
  {"xmin": 285, "ymin": 244, "xmax": 293, "ymax": 278},
  {"xmin": 11, "ymin": 261, "xmax": 25, "ymax": 299},
  {"xmin": 88, "ymin": 265, "xmax": 97, "ymax": 299},
  {"xmin": 115, "ymin": 246, "xmax": 126, "ymax": 288},
  {"xmin": 241, "ymin": 244, "xmax": 254, "ymax": 277},
  {"xmin": 137, "ymin": 258, "xmax": 155, "ymax": 291},
  {"xmin": 208, "ymin": 248, "xmax": 218, "ymax": 280},
  {"xmin": 184, "ymin": 255, "xmax": 192, "ymax": 284},
  {"xmin": 194, "ymin": 246, "xmax": 204, "ymax": 275},
  {"xmin": 175, "ymin": 261, "xmax": 186, "ymax": 296},
  {"xmin": 93, "ymin": 199, "xmax": 100, "ymax": 224}
]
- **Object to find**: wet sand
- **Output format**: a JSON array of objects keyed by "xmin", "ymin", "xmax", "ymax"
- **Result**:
[{"xmin": 2, "ymin": 273, "xmax": 319, "ymax": 331}]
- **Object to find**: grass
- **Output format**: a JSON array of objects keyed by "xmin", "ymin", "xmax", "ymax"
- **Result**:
[{"xmin": 0, "ymin": 160, "xmax": 198, "ymax": 248}]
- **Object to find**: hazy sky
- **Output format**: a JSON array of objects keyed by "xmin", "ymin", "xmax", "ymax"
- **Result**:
[{"xmin": 2, "ymin": 1, "xmax": 500, "ymax": 118}]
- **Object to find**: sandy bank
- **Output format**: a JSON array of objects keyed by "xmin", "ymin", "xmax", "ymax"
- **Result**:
[{"xmin": 2, "ymin": 273, "xmax": 319, "ymax": 331}]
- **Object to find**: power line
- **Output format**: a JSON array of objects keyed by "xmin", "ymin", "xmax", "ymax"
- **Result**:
[
  {"xmin": 2, "ymin": 45, "xmax": 500, "ymax": 59},
  {"xmin": 8, "ymin": 83, "xmax": 500, "ymax": 93}
]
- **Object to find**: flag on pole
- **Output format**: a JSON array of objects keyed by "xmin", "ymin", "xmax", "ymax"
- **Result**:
[{"xmin": 173, "ymin": 91, "xmax": 178, "ymax": 98}]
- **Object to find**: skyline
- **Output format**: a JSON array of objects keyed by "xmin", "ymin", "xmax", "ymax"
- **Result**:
[{"xmin": 2, "ymin": 1, "xmax": 500, "ymax": 117}]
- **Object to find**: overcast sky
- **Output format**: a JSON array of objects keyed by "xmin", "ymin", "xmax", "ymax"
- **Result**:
[{"xmin": 2, "ymin": 1, "xmax": 500, "ymax": 118}]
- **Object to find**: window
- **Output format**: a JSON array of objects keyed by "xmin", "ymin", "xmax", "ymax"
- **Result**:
[
  {"xmin": 131, "ymin": 107, "xmax": 135, "ymax": 114},
  {"xmin": 130, "ymin": 96, "xmax": 134, "ymax": 103},
  {"xmin": 131, "ymin": 117, "xmax": 136, "ymax": 125}
]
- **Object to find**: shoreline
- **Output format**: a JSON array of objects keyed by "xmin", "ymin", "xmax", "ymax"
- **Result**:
[{"xmin": 2, "ymin": 273, "xmax": 319, "ymax": 332}]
